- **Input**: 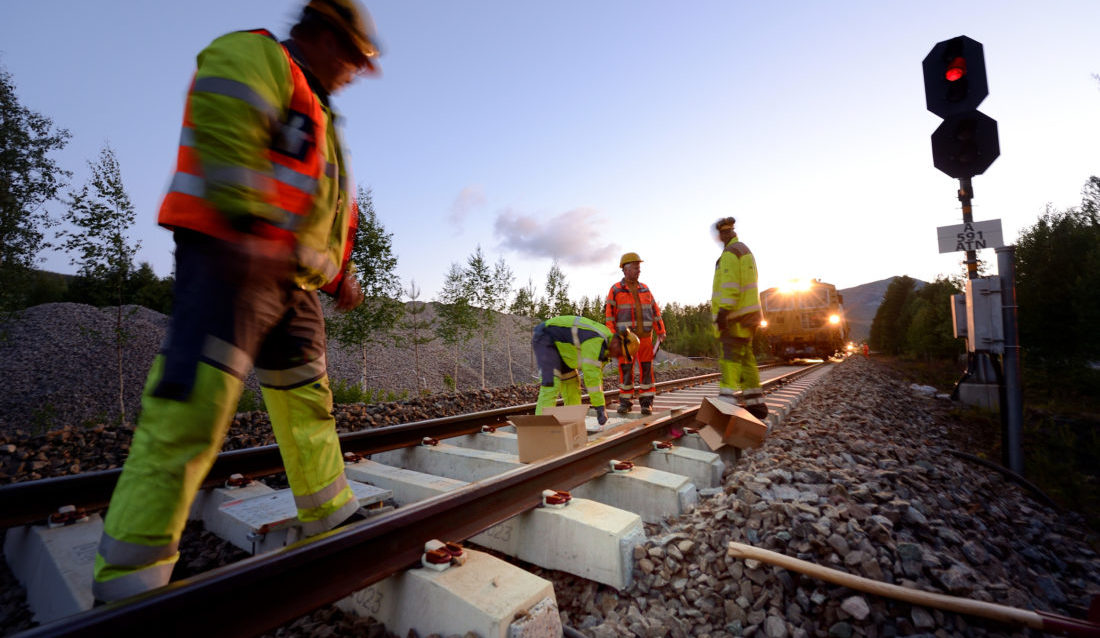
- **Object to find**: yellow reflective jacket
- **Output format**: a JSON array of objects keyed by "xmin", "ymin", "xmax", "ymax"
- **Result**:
[
  {"xmin": 711, "ymin": 234, "xmax": 761, "ymax": 341},
  {"xmin": 158, "ymin": 29, "xmax": 356, "ymax": 293}
]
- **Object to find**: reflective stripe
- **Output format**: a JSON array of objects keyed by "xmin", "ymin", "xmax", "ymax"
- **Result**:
[
  {"xmin": 559, "ymin": 370, "xmax": 578, "ymax": 380},
  {"xmin": 255, "ymin": 356, "xmax": 326, "ymax": 389},
  {"xmin": 717, "ymin": 297, "xmax": 735, "ymax": 305},
  {"xmin": 192, "ymin": 76, "xmax": 279, "ymax": 122},
  {"xmin": 585, "ymin": 385, "xmax": 602, "ymax": 393},
  {"xmin": 619, "ymin": 384, "xmax": 634, "ymax": 391},
  {"xmin": 98, "ymin": 532, "xmax": 178, "ymax": 567},
  {"xmin": 93, "ymin": 562, "xmax": 175, "ymax": 602},
  {"xmin": 273, "ymin": 162, "xmax": 319, "ymax": 193},
  {"xmin": 733, "ymin": 304, "xmax": 762, "ymax": 315},
  {"xmin": 206, "ymin": 164, "xmax": 269, "ymax": 193},
  {"xmin": 298, "ymin": 245, "xmax": 340, "ymax": 283},
  {"xmin": 168, "ymin": 172, "xmax": 206, "ymax": 198},
  {"xmin": 580, "ymin": 357, "xmax": 602, "ymax": 368},
  {"xmin": 180, "ymin": 127, "xmax": 196, "ymax": 147},
  {"xmin": 299, "ymin": 492, "xmax": 360, "ymax": 537},
  {"xmin": 616, "ymin": 302, "xmax": 634, "ymax": 309},
  {"xmin": 202, "ymin": 335, "xmax": 252, "ymax": 379},
  {"xmin": 293, "ymin": 473, "xmax": 349, "ymax": 510},
  {"xmin": 720, "ymin": 282, "xmax": 740, "ymax": 289}
]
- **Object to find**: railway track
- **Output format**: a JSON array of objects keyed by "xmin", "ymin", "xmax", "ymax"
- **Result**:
[{"xmin": 7, "ymin": 362, "xmax": 833, "ymax": 638}]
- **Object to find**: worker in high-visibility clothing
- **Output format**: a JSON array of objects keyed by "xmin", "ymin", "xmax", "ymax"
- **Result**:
[
  {"xmin": 531, "ymin": 315, "xmax": 637, "ymax": 426},
  {"xmin": 605, "ymin": 252, "xmax": 667, "ymax": 416},
  {"xmin": 711, "ymin": 217, "xmax": 768, "ymax": 419},
  {"xmin": 93, "ymin": 0, "xmax": 381, "ymax": 602}
]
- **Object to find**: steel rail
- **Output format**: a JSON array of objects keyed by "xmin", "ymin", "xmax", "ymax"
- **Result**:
[
  {"xmin": 0, "ymin": 372, "xmax": 724, "ymax": 528},
  {"xmin": 12, "ymin": 363, "xmax": 825, "ymax": 638}
]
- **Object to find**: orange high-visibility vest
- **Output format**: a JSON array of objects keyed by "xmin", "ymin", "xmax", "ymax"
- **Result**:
[
  {"xmin": 158, "ymin": 29, "xmax": 356, "ymax": 293},
  {"xmin": 604, "ymin": 280, "xmax": 666, "ymax": 337}
]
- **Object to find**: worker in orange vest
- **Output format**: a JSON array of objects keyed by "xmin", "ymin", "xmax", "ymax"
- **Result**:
[{"xmin": 605, "ymin": 252, "xmax": 667, "ymax": 416}]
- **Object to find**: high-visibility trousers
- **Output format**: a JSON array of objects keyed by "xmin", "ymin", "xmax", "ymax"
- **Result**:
[
  {"xmin": 616, "ymin": 334, "xmax": 656, "ymax": 403},
  {"xmin": 93, "ymin": 231, "xmax": 358, "ymax": 602},
  {"xmin": 717, "ymin": 330, "xmax": 764, "ymax": 410},
  {"xmin": 531, "ymin": 323, "xmax": 581, "ymax": 414}
]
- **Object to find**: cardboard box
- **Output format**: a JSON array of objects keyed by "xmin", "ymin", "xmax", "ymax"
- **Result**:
[
  {"xmin": 510, "ymin": 405, "xmax": 589, "ymax": 463},
  {"xmin": 695, "ymin": 397, "xmax": 767, "ymax": 450}
]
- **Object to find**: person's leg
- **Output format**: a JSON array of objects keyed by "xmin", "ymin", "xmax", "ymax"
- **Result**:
[
  {"xmin": 94, "ymin": 232, "xmax": 283, "ymax": 601},
  {"xmin": 616, "ymin": 358, "xmax": 634, "ymax": 414},
  {"xmin": 533, "ymin": 327, "xmax": 565, "ymax": 414},
  {"xmin": 258, "ymin": 289, "xmax": 357, "ymax": 536}
]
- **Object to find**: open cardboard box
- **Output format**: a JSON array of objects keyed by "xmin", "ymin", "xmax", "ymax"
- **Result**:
[
  {"xmin": 694, "ymin": 397, "xmax": 767, "ymax": 450},
  {"xmin": 510, "ymin": 404, "xmax": 589, "ymax": 463}
]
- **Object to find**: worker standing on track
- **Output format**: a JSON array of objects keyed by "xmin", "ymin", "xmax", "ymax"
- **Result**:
[
  {"xmin": 531, "ymin": 315, "xmax": 636, "ymax": 427},
  {"xmin": 711, "ymin": 217, "xmax": 768, "ymax": 419},
  {"xmin": 604, "ymin": 252, "xmax": 667, "ymax": 416},
  {"xmin": 93, "ymin": 0, "xmax": 381, "ymax": 602}
]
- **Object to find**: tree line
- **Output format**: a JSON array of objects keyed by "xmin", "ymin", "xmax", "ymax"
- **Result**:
[{"xmin": 868, "ymin": 176, "xmax": 1100, "ymax": 396}]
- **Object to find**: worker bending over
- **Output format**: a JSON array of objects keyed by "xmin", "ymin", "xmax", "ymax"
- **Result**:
[{"xmin": 531, "ymin": 315, "xmax": 638, "ymax": 426}]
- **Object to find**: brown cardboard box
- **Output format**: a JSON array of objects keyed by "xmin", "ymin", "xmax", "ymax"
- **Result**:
[
  {"xmin": 511, "ymin": 405, "xmax": 589, "ymax": 463},
  {"xmin": 695, "ymin": 397, "xmax": 767, "ymax": 450}
]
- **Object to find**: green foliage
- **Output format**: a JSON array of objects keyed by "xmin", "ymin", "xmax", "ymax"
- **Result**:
[
  {"xmin": 330, "ymin": 378, "xmax": 409, "ymax": 404},
  {"xmin": 869, "ymin": 276, "xmax": 918, "ymax": 355},
  {"xmin": 543, "ymin": 261, "xmax": 574, "ymax": 317},
  {"xmin": 1015, "ymin": 179, "xmax": 1100, "ymax": 365},
  {"xmin": 0, "ymin": 63, "xmax": 72, "ymax": 313},
  {"xmin": 442, "ymin": 374, "xmax": 456, "ymax": 391},
  {"xmin": 904, "ymin": 277, "xmax": 964, "ymax": 359},
  {"xmin": 326, "ymin": 186, "xmax": 403, "ymax": 392},
  {"xmin": 58, "ymin": 144, "xmax": 140, "ymax": 423},
  {"xmin": 661, "ymin": 302, "xmax": 717, "ymax": 358},
  {"xmin": 435, "ymin": 261, "xmax": 477, "ymax": 391},
  {"xmin": 236, "ymin": 389, "xmax": 263, "ymax": 413},
  {"xmin": 400, "ymin": 280, "xmax": 435, "ymax": 393},
  {"xmin": 576, "ymin": 294, "xmax": 605, "ymax": 324},
  {"xmin": 127, "ymin": 263, "xmax": 173, "ymax": 314}
]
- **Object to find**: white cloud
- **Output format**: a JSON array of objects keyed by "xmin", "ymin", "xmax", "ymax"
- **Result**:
[
  {"xmin": 448, "ymin": 185, "xmax": 487, "ymax": 229},
  {"xmin": 493, "ymin": 207, "xmax": 620, "ymax": 266}
]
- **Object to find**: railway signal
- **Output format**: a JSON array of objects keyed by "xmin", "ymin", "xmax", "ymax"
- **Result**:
[{"xmin": 922, "ymin": 35, "xmax": 999, "ymax": 178}]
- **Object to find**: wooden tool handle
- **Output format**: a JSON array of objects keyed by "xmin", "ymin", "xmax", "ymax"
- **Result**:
[{"xmin": 727, "ymin": 541, "xmax": 1044, "ymax": 630}]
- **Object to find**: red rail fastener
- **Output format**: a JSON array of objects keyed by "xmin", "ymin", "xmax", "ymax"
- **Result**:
[
  {"xmin": 225, "ymin": 473, "xmax": 252, "ymax": 488},
  {"xmin": 421, "ymin": 437, "xmax": 439, "ymax": 447},
  {"xmin": 343, "ymin": 451, "xmax": 362, "ymax": 464},
  {"xmin": 652, "ymin": 440, "xmax": 674, "ymax": 451},
  {"xmin": 444, "ymin": 541, "xmax": 467, "ymax": 566},
  {"xmin": 480, "ymin": 425, "xmax": 497, "ymax": 433},
  {"xmin": 609, "ymin": 460, "xmax": 634, "ymax": 473},
  {"xmin": 48, "ymin": 505, "xmax": 89, "ymax": 528},
  {"xmin": 542, "ymin": 489, "xmax": 572, "ymax": 508}
]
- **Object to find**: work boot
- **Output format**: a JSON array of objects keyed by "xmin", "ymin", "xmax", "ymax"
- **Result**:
[
  {"xmin": 616, "ymin": 399, "xmax": 632, "ymax": 415},
  {"xmin": 640, "ymin": 397, "xmax": 653, "ymax": 416},
  {"xmin": 746, "ymin": 404, "xmax": 769, "ymax": 420}
]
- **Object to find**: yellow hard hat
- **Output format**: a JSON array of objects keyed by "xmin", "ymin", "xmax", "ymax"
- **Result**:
[
  {"xmin": 619, "ymin": 252, "xmax": 642, "ymax": 268},
  {"xmin": 618, "ymin": 328, "xmax": 641, "ymax": 362},
  {"xmin": 305, "ymin": 0, "xmax": 382, "ymax": 65}
]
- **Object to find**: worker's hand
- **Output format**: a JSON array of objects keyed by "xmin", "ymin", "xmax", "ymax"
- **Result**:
[
  {"xmin": 715, "ymin": 309, "xmax": 729, "ymax": 332},
  {"xmin": 738, "ymin": 311, "xmax": 763, "ymax": 328},
  {"xmin": 595, "ymin": 406, "xmax": 608, "ymax": 426},
  {"xmin": 334, "ymin": 274, "xmax": 364, "ymax": 312}
]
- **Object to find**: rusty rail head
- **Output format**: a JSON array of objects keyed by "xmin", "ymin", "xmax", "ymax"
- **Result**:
[
  {"xmin": 13, "ymin": 408, "xmax": 701, "ymax": 638},
  {"xmin": 0, "ymin": 373, "xmax": 722, "ymax": 528}
]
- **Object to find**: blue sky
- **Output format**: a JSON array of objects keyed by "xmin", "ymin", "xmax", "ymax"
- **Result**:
[{"xmin": 2, "ymin": 1, "xmax": 1098, "ymax": 305}]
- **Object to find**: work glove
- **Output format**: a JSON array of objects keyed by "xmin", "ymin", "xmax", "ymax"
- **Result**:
[
  {"xmin": 738, "ymin": 311, "xmax": 763, "ymax": 329},
  {"xmin": 595, "ymin": 406, "xmax": 608, "ymax": 426}
]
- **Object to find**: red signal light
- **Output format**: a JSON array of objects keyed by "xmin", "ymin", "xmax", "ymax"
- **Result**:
[{"xmin": 946, "ymin": 56, "xmax": 967, "ymax": 82}]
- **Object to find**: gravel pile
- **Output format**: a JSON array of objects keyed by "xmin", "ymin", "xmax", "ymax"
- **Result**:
[
  {"xmin": 0, "ymin": 302, "xmax": 691, "ymax": 435},
  {"xmin": 539, "ymin": 356, "xmax": 1100, "ymax": 637},
  {"xmin": 4, "ymin": 326, "xmax": 1098, "ymax": 637}
]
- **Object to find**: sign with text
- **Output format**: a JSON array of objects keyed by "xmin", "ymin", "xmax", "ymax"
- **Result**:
[{"xmin": 937, "ymin": 219, "xmax": 1003, "ymax": 253}]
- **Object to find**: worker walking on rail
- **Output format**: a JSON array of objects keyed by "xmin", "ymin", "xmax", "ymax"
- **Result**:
[
  {"xmin": 711, "ymin": 217, "xmax": 768, "ymax": 419},
  {"xmin": 531, "ymin": 315, "xmax": 636, "ymax": 427},
  {"xmin": 93, "ymin": 0, "xmax": 382, "ymax": 602},
  {"xmin": 604, "ymin": 252, "xmax": 667, "ymax": 416}
]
